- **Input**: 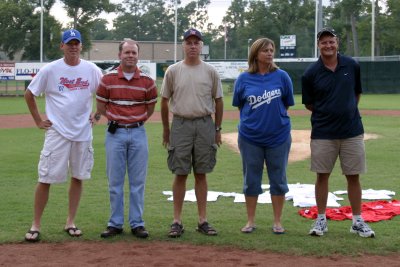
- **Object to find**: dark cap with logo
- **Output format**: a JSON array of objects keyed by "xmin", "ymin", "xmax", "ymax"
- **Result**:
[
  {"xmin": 317, "ymin": 27, "xmax": 337, "ymax": 40},
  {"xmin": 62, "ymin": 29, "xmax": 82, "ymax": 44},
  {"xmin": 183, "ymin": 28, "xmax": 203, "ymax": 41}
]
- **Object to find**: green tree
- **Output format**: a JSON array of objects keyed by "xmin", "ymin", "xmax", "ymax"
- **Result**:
[
  {"xmin": 112, "ymin": 0, "xmax": 175, "ymax": 41},
  {"xmin": 22, "ymin": 13, "xmax": 62, "ymax": 61},
  {"xmin": 378, "ymin": 0, "xmax": 400, "ymax": 55},
  {"xmin": 0, "ymin": 0, "xmax": 61, "ymax": 61},
  {"xmin": 112, "ymin": 0, "xmax": 210, "ymax": 42},
  {"xmin": 178, "ymin": 0, "xmax": 211, "ymax": 32},
  {"xmin": 90, "ymin": 18, "xmax": 112, "ymax": 40},
  {"xmin": 220, "ymin": 0, "xmax": 249, "ymax": 59},
  {"xmin": 214, "ymin": 0, "xmax": 315, "ymax": 59},
  {"xmin": 261, "ymin": 0, "xmax": 315, "ymax": 58},
  {"xmin": 59, "ymin": 0, "xmax": 116, "ymax": 50},
  {"xmin": 0, "ymin": 0, "xmax": 34, "ymax": 60},
  {"xmin": 326, "ymin": 0, "xmax": 369, "ymax": 56}
]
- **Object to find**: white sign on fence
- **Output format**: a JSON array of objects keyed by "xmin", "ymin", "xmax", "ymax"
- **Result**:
[
  {"xmin": 14, "ymin": 62, "xmax": 157, "ymax": 81},
  {"xmin": 208, "ymin": 62, "xmax": 248, "ymax": 80},
  {"xmin": 137, "ymin": 62, "xmax": 157, "ymax": 80},
  {"xmin": 0, "ymin": 62, "xmax": 15, "ymax": 80},
  {"xmin": 15, "ymin": 63, "xmax": 47, "ymax": 81}
]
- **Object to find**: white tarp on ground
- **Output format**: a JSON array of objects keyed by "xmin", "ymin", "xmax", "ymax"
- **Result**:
[{"xmin": 162, "ymin": 183, "xmax": 395, "ymax": 207}]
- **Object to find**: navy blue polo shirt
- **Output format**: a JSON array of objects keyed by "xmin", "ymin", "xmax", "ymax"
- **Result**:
[{"xmin": 301, "ymin": 54, "xmax": 364, "ymax": 139}]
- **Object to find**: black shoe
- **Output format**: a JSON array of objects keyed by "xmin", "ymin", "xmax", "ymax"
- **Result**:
[
  {"xmin": 131, "ymin": 226, "xmax": 149, "ymax": 238},
  {"xmin": 100, "ymin": 226, "xmax": 123, "ymax": 238}
]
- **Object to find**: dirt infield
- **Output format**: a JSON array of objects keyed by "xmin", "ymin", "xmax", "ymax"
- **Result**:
[
  {"xmin": 2, "ymin": 241, "xmax": 400, "ymax": 267},
  {"xmin": 1, "ymin": 110, "xmax": 399, "ymax": 266},
  {"xmin": 1, "ymin": 109, "xmax": 400, "ymax": 129}
]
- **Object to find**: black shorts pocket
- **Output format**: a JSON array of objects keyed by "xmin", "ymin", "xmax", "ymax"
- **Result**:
[
  {"xmin": 208, "ymin": 144, "xmax": 218, "ymax": 169},
  {"xmin": 167, "ymin": 146, "xmax": 176, "ymax": 172}
]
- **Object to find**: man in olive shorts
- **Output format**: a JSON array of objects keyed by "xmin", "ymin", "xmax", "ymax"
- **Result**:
[{"xmin": 161, "ymin": 28, "xmax": 223, "ymax": 238}]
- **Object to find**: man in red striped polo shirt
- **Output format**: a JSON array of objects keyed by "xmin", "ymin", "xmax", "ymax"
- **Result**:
[{"xmin": 96, "ymin": 39, "xmax": 158, "ymax": 239}]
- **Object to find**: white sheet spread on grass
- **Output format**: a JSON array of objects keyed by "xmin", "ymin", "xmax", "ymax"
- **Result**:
[
  {"xmin": 333, "ymin": 189, "xmax": 396, "ymax": 200},
  {"xmin": 162, "ymin": 183, "xmax": 395, "ymax": 207}
]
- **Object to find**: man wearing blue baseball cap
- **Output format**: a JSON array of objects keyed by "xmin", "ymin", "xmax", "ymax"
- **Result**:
[
  {"xmin": 62, "ymin": 29, "xmax": 82, "ymax": 43},
  {"xmin": 24, "ymin": 29, "xmax": 103, "ymax": 242}
]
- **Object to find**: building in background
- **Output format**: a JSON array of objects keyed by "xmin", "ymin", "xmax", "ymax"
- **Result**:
[{"xmin": 83, "ymin": 40, "xmax": 209, "ymax": 62}]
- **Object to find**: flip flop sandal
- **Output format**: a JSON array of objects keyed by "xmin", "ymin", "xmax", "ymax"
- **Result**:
[
  {"xmin": 168, "ymin": 222, "xmax": 184, "ymax": 238},
  {"xmin": 196, "ymin": 222, "xmax": 218, "ymax": 236},
  {"xmin": 25, "ymin": 230, "xmax": 40, "ymax": 242},
  {"xmin": 65, "ymin": 227, "xmax": 83, "ymax": 237},
  {"xmin": 241, "ymin": 225, "xmax": 256, "ymax": 233},
  {"xmin": 272, "ymin": 226, "xmax": 286, "ymax": 234}
]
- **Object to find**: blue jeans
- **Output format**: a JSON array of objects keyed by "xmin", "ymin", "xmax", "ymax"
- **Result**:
[
  {"xmin": 238, "ymin": 135, "xmax": 291, "ymax": 196},
  {"xmin": 105, "ymin": 126, "xmax": 148, "ymax": 229}
]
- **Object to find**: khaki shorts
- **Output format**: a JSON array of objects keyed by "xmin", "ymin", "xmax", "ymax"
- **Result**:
[
  {"xmin": 167, "ymin": 115, "xmax": 218, "ymax": 175},
  {"xmin": 310, "ymin": 134, "xmax": 366, "ymax": 175},
  {"xmin": 38, "ymin": 128, "xmax": 94, "ymax": 184}
]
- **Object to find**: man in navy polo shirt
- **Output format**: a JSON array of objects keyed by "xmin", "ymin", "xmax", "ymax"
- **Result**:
[{"xmin": 302, "ymin": 27, "xmax": 375, "ymax": 238}]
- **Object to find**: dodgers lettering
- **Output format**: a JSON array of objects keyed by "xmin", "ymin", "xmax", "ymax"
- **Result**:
[{"xmin": 248, "ymin": 89, "xmax": 281, "ymax": 109}]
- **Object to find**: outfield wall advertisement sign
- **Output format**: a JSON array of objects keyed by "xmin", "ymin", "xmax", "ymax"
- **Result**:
[
  {"xmin": 15, "ymin": 63, "xmax": 47, "ymax": 80},
  {"xmin": 208, "ymin": 62, "xmax": 248, "ymax": 80},
  {"xmin": 137, "ymin": 62, "xmax": 156, "ymax": 80},
  {"xmin": 12, "ymin": 62, "xmax": 157, "ymax": 81},
  {"xmin": 280, "ymin": 35, "xmax": 297, "ymax": 58},
  {"xmin": 0, "ymin": 62, "xmax": 15, "ymax": 80}
]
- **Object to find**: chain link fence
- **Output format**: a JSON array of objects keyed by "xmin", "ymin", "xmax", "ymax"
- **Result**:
[{"xmin": 0, "ymin": 80, "xmax": 27, "ymax": 96}]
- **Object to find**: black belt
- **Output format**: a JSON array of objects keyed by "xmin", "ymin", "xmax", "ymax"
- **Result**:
[{"xmin": 116, "ymin": 121, "xmax": 144, "ymax": 128}]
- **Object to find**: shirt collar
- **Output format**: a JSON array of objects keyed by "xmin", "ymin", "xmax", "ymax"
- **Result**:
[{"xmin": 117, "ymin": 65, "xmax": 140, "ymax": 79}]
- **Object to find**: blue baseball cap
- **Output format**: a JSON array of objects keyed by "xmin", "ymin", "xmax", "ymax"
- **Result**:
[
  {"xmin": 62, "ymin": 29, "xmax": 82, "ymax": 43},
  {"xmin": 183, "ymin": 28, "xmax": 203, "ymax": 41}
]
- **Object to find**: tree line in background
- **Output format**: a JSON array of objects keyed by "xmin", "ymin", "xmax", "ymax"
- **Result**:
[{"xmin": 0, "ymin": 0, "xmax": 399, "ymax": 61}]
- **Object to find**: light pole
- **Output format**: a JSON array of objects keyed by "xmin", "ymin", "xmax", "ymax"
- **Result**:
[
  {"xmin": 247, "ymin": 38, "xmax": 252, "ymax": 57},
  {"xmin": 224, "ymin": 25, "xmax": 227, "ymax": 60},
  {"xmin": 40, "ymin": 0, "xmax": 43, "ymax": 62},
  {"xmin": 174, "ymin": 0, "xmax": 177, "ymax": 63},
  {"xmin": 371, "ymin": 0, "xmax": 375, "ymax": 60},
  {"xmin": 314, "ymin": 0, "xmax": 323, "ymax": 58}
]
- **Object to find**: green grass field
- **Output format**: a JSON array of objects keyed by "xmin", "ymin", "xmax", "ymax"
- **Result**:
[
  {"xmin": 0, "ymin": 95, "xmax": 399, "ymax": 257},
  {"xmin": 1, "ymin": 88, "xmax": 400, "ymax": 115}
]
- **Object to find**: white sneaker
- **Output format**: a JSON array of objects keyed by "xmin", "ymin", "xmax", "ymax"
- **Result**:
[
  {"xmin": 309, "ymin": 218, "xmax": 328, "ymax": 236},
  {"xmin": 350, "ymin": 221, "xmax": 375, "ymax": 238}
]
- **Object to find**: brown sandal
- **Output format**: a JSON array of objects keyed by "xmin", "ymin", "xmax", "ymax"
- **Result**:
[{"xmin": 196, "ymin": 222, "xmax": 217, "ymax": 236}]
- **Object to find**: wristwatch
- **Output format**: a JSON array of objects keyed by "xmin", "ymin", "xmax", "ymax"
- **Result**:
[
  {"xmin": 215, "ymin": 126, "xmax": 222, "ymax": 132},
  {"xmin": 94, "ymin": 113, "xmax": 101, "ymax": 121}
]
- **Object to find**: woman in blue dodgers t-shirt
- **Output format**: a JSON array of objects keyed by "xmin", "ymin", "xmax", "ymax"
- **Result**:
[{"xmin": 232, "ymin": 37, "xmax": 295, "ymax": 234}]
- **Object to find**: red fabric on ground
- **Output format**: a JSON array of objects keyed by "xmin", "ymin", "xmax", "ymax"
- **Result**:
[{"xmin": 299, "ymin": 200, "xmax": 400, "ymax": 222}]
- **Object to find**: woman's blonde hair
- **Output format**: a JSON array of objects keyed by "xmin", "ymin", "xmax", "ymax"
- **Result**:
[{"xmin": 247, "ymin": 38, "xmax": 279, "ymax": 74}]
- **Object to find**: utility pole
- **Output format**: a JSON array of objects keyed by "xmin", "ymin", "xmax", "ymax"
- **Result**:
[
  {"xmin": 40, "ymin": 0, "xmax": 43, "ymax": 62},
  {"xmin": 224, "ymin": 25, "xmax": 227, "ymax": 60},
  {"xmin": 174, "ymin": 0, "xmax": 177, "ymax": 63},
  {"xmin": 314, "ymin": 0, "xmax": 323, "ymax": 58},
  {"xmin": 371, "ymin": 0, "xmax": 375, "ymax": 60}
]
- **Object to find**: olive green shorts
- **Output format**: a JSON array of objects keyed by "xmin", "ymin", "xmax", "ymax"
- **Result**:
[{"xmin": 167, "ymin": 115, "xmax": 218, "ymax": 175}]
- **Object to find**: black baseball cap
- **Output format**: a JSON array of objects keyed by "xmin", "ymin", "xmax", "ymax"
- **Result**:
[{"xmin": 317, "ymin": 27, "xmax": 337, "ymax": 40}]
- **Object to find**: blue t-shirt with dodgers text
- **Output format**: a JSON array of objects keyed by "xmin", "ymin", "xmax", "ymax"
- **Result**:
[{"xmin": 232, "ymin": 69, "xmax": 295, "ymax": 147}]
